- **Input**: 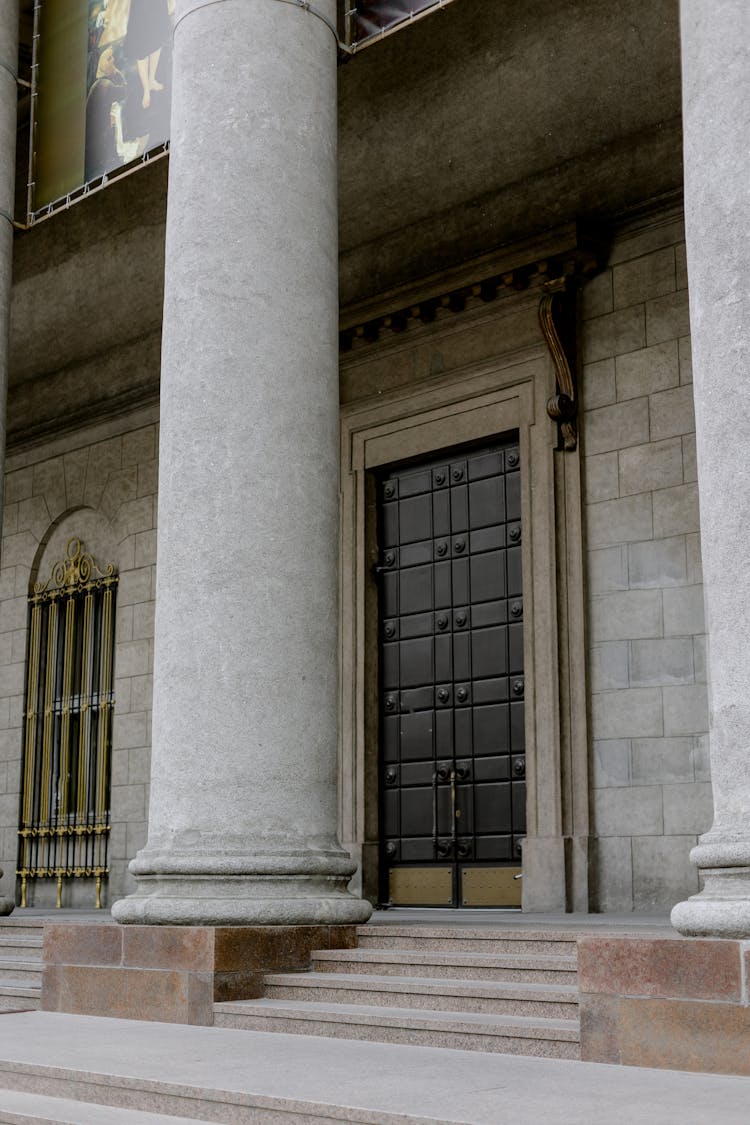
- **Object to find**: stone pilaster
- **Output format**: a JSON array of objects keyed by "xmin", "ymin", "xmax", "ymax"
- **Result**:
[
  {"xmin": 671, "ymin": 0, "xmax": 750, "ymax": 937},
  {"xmin": 0, "ymin": 1, "xmax": 17, "ymax": 916},
  {"xmin": 112, "ymin": 0, "xmax": 371, "ymax": 925}
]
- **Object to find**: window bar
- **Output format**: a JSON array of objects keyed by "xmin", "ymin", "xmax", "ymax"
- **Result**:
[
  {"xmin": 94, "ymin": 579, "xmax": 115, "ymax": 907},
  {"xmin": 39, "ymin": 595, "xmax": 57, "ymax": 826},
  {"xmin": 54, "ymin": 592, "xmax": 76, "ymax": 906},
  {"xmin": 19, "ymin": 597, "xmax": 43, "ymax": 909},
  {"xmin": 76, "ymin": 587, "xmax": 94, "ymax": 880},
  {"xmin": 57, "ymin": 594, "xmax": 76, "ymax": 828}
]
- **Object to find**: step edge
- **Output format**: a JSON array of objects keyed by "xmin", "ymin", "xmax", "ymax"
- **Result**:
[
  {"xmin": 263, "ymin": 972, "xmax": 579, "ymax": 998},
  {"xmin": 213, "ymin": 1000, "xmax": 580, "ymax": 1038},
  {"xmin": 0, "ymin": 1059, "xmax": 457, "ymax": 1125}
]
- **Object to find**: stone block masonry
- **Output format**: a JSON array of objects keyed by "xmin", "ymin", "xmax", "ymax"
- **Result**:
[
  {"xmin": 42, "ymin": 922, "xmax": 358, "ymax": 1025},
  {"xmin": 579, "ymin": 934, "xmax": 750, "ymax": 1075},
  {"xmin": 582, "ymin": 211, "xmax": 710, "ymax": 914},
  {"xmin": 0, "ymin": 415, "xmax": 159, "ymax": 909}
]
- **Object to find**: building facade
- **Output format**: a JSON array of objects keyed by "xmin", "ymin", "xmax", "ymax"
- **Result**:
[{"xmin": 0, "ymin": 0, "xmax": 746, "ymax": 937}]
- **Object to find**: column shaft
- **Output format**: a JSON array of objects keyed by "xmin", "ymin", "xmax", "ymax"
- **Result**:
[
  {"xmin": 672, "ymin": 0, "xmax": 750, "ymax": 936},
  {"xmin": 0, "ymin": 0, "xmax": 16, "ymax": 459},
  {"xmin": 0, "ymin": 2, "xmax": 17, "ymax": 915},
  {"xmin": 113, "ymin": 0, "xmax": 370, "ymax": 924}
]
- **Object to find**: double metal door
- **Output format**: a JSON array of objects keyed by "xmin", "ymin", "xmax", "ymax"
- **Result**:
[{"xmin": 378, "ymin": 439, "xmax": 525, "ymax": 907}]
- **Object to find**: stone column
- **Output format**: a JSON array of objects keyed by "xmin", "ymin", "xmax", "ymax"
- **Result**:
[
  {"xmin": 0, "ymin": 1, "xmax": 15, "ymax": 481},
  {"xmin": 0, "ymin": 2, "xmax": 17, "ymax": 916},
  {"xmin": 113, "ymin": 0, "xmax": 371, "ymax": 925},
  {"xmin": 671, "ymin": 0, "xmax": 750, "ymax": 937}
]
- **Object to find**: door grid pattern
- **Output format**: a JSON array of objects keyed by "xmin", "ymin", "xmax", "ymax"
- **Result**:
[{"xmin": 378, "ymin": 438, "xmax": 525, "ymax": 906}]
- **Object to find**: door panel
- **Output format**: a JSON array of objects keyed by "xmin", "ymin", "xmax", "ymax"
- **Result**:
[{"xmin": 378, "ymin": 438, "xmax": 525, "ymax": 907}]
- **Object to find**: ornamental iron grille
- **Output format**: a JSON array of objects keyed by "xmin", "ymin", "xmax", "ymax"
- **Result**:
[{"xmin": 18, "ymin": 538, "xmax": 117, "ymax": 909}]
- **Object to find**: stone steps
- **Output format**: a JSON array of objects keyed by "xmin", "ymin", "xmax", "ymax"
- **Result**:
[
  {"xmin": 0, "ymin": 921, "xmax": 44, "ymax": 1013},
  {"xmin": 0, "ymin": 985, "xmax": 41, "ymax": 1012},
  {"xmin": 0, "ymin": 1011, "xmax": 744, "ymax": 1125},
  {"xmin": 0, "ymin": 1089, "xmax": 204, "ymax": 1125},
  {"xmin": 356, "ymin": 925, "xmax": 579, "ymax": 957},
  {"xmin": 213, "ymin": 996, "xmax": 579, "ymax": 1057},
  {"xmin": 263, "ymin": 970, "xmax": 579, "ymax": 1019},
  {"xmin": 215, "ymin": 924, "xmax": 582, "ymax": 1059},
  {"xmin": 310, "ymin": 947, "xmax": 578, "ymax": 984},
  {"xmin": 0, "ymin": 960, "xmax": 43, "ymax": 986}
]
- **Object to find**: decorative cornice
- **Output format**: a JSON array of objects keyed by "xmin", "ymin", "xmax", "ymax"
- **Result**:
[{"xmin": 339, "ymin": 230, "xmax": 604, "ymax": 358}]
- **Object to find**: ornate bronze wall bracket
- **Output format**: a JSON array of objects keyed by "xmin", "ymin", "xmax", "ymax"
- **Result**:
[{"xmin": 539, "ymin": 276, "xmax": 580, "ymax": 452}]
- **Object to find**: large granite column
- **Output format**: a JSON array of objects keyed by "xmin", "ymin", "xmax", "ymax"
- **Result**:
[
  {"xmin": 671, "ymin": 0, "xmax": 750, "ymax": 937},
  {"xmin": 113, "ymin": 0, "xmax": 371, "ymax": 925},
  {"xmin": 0, "ymin": 3, "xmax": 17, "ymax": 916},
  {"xmin": 0, "ymin": 1, "xmax": 16, "ymax": 480}
]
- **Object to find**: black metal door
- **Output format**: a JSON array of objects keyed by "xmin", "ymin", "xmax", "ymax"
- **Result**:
[{"xmin": 377, "ymin": 439, "xmax": 525, "ymax": 907}]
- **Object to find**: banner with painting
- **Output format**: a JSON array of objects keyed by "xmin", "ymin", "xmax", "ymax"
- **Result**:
[{"xmin": 31, "ymin": 0, "xmax": 174, "ymax": 217}]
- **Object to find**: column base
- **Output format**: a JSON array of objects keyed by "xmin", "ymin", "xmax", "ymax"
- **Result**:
[
  {"xmin": 671, "ymin": 867, "xmax": 750, "ymax": 938},
  {"xmin": 112, "ymin": 848, "xmax": 373, "ymax": 926},
  {"xmin": 0, "ymin": 867, "xmax": 13, "ymax": 916},
  {"xmin": 112, "ymin": 882, "xmax": 373, "ymax": 926},
  {"xmin": 43, "ymin": 922, "xmax": 360, "ymax": 1024}
]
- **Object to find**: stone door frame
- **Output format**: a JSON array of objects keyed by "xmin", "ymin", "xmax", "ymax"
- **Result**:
[{"xmin": 339, "ymin": 292, "xmax": 590, "ymax": 912}]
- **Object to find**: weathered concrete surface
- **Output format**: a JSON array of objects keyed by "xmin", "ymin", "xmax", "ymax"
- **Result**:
[
  {"xmin": 338, "ymin": 0, "xmax": 682, "ymax": 305},
  {"xmin": 8, "ymin": 161, "xmax": 166, "ymax": 446},
  {"xmin": 671, "ymin": 0, "xmax": 750, "ymax": 938},
  {"xmin": 111, "ymin": 0, "xmax": 370, "ymax": 925},
  {"xmin": 9, "ymin": 0, "xmax": 682, "ymax": 420}
]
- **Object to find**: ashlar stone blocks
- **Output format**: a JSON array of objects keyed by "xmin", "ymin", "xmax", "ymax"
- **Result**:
[{"xmin": 582, "ymin": 216, "xmax": 709, "ymax": 914}]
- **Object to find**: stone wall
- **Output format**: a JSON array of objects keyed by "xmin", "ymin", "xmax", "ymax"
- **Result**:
[
  {"xmin": 0, "ymin": 410, "xmax": 158, "ymax": 908},
  {"xmin": 1, "ymin": 205, "xmax": 714, "ymax": 916},
  {"xmin": 582, "ymin": 211, "xmax": 711, "ymax": 911}
]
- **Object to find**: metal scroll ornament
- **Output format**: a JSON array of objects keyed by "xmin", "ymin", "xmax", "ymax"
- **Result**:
[
  {"xmin": 34, "ymin": 538, "xmax": 115, "ymax": 598},
  {"xmin": 539, "ymin": 276, "xmax": 579, "ymax": 452}
]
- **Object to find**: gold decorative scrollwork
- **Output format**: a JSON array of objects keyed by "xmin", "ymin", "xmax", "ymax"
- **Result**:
[{"xmin": 33, "ymin": 538, "xmax": 115, "ymax": 600}]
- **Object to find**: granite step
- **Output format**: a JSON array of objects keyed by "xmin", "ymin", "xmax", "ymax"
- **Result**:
[
  {"xmin": 0, "ymin": 983, "xmax": 41, "ymax": 1011},
  {"xmin": 0, "ymin": 938, "xmax": 43, "ymax": 959},
  {"xmin": 0, "ymin": 922, "xmax": 46, "ymax": 944},
  {"xmin": 356, "ymin": 926, "xmax": 579, "ymax": 958},
  {"xmin": 0, "ymin": 1012, "xmax": 746, "ymax": 1125},
  {"xmin": 213, "ymin": 997, "xmax": 580, "ymax": 1058},
  {"xmin": 310, "ymin": 947, "xmax": 578, "ymax": 984},
  {"xmin": 263, "ymin": 971, "xmax": 579, "ymax": 1019},
  {"xmin": 0, "ymin": 1089, "xmax": 207, "ymax": 1125},
  {"xmin": 0, "ymin": 961, "xmax": 43, "ymax": 986}
]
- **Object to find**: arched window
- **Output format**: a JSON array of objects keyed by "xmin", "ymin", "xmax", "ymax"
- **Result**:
[{"xmin": 19, "ymin": 538, "xmax": 118, "ymax": 909}]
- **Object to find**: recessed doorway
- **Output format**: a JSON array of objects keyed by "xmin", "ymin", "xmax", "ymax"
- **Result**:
[{"xmin": 376, "ymin": 439, "xmax": 525, "ymax": 907}]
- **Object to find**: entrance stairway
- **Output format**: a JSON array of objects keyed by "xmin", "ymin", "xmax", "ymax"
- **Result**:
[
  {"xmin": 0, "ymin": 917, "xmax": 43, "ymax": 1012},
  {"xmin": 214, "ymin": 923, "xmax": 581, "ymax": 1059}
]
